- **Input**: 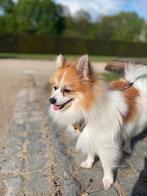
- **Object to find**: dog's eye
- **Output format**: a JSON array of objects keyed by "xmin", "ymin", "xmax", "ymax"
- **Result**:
[
  {"xmin": 53, "ymin": 86, "xmax": 58, "ymax": 90},
  {"xmin": 64, "ymin": 88, "xmax": 71, "ymax": 93}
]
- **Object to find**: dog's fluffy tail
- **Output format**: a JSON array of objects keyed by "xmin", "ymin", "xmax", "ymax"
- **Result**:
[
  {"xmin": 125, "ymin": 64, "xmax": 147, "ymax": 94},
  {"xmin": 125, "ymin": 64, "xmax": 147, "ymax": 83}
]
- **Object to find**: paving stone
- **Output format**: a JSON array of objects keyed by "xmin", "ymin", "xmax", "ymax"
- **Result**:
[
  {"xmin": 89, "ymin": 188, "xmax": 118, "ymax": 196},
  {"xmin": 27, "ymin": 120, "xmax": 43, "ymax": 132},
  {"xmin": 0, "ymin": 157, "xmax": 24, "ymax": 173},
  {"xmin": 0, "ymin": 180, "xmax": 6, "ymax": 195},
  {"xmin": 26, "ymin": 131, "xmax": 43, "ymax": 142},
  {"xmin": 28, "ymin": 114, "xmax": 42, "ymax": 122},
  {"xmin": 27, "ymin": 99, "xmax": 40, "ymax": 108},
  {"xmin": 73, "ymin": 161, "xmax": 104, "ymax": 193},
  {"xmin": 13, "ymin": 110, "xmax": 27, "ymax": 123},
  {"xmin": 26, "ymin": 139, "xmax": 46, "ymax": 153},
  {"xmin": 28, "ymin": 92, "xmax": 37, "ymax": 103},
  {"xmin": 129, "ymin": 150, "xmax": 146, "ymax": 172},
  {"xmin": 117, "ymin": 160, "xmax": 136, "ymax": 177},
  {"xmin": 24, "ymin": 172, "xmax": 51, "ymax": 195},
  {"xmin": 4, "ymin": 144, "xmax": 23, "ymax": 157},
  {"xmin": 118, "ymin": 176, "xmax": 137, "ymax": 196},
  {"xmin": 134, "ymin": 138, "xmax": 147, "ymax": 155},
  {"xmin": 11, "ymin": 123, "xmax": 26, "ymax": 133},
  {"xmin": 12, "ymin": 113, "xmax": 26, "ymax": 125},
  {"xmin": 16, "ymin": 89, "xmax": 28, "ymax": 99},
  {"xmin": 27, "ymin": 152, "xmax": 47, "ymax": 171},
  {"xmin": 4, "ymin": 175, "xmax": 23, "ymax": 196},
  {"xmin": 6, "ymin": 135, "xmax": 24, "ymax": 147},
  {"xmin": 46, "ymin": 120, "xmax": 82, "ymax": 195}
]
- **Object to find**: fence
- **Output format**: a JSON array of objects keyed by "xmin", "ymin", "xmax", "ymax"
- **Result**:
[{"xmin": 0, "ymin": 34, "xmax": 147, "ymax": 57}]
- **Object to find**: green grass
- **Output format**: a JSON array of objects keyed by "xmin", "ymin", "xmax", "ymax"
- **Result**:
[
  {"xmin": 0, "ymin": 52, "xmax": 112, "ymax": 62},
  {"xmin": 0, "ymin": 53, "xmax": 56, "ymax": 60},
  {"xmin": 0, "ymin": 53, "xmax": 147, "ymax": 62},
  {"xmin": 102, "ymin": 72, "xmax": 121, "ymax": 82},
  {"xmin": 65, "ymin": 55, "xmax": 112, "ymax": 62}
]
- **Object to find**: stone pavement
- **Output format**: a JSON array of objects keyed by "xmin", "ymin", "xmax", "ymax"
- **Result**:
[{"xmin": 0, "ymin": 73, "xmax": 147, "ymax": 196}]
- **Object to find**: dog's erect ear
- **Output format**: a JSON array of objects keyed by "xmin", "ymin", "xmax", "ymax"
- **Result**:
[
  {"xmin": 56, "ymin": 54, "xmax": 65, "ymax": 68},
  {"xmin": 76, "ymin": 55, "xmax": 93, "ymax": 80}
]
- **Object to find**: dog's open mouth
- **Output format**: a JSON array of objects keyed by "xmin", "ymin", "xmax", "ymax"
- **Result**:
[{"xmin": 53, "ymin": 98, "xmax": 73, "ymax": 111}]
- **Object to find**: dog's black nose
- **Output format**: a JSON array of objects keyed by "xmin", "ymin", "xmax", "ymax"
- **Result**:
[{"xmin": 49, "ymin": 97, "xmax": 56, "ymax": 104}]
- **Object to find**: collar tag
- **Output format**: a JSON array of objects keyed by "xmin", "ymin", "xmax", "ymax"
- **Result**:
[{"xmin": 72, "ymin": 119, "xmax": 86, "ymax": 133}]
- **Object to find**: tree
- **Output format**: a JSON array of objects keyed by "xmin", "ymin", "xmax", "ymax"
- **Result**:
[
  {"xmin": 14, "ymin": 0, "xmax": 65, "ymax": 34},
  {"xmin": 63, "ymin": 10, "xmax": 95, "ymax": 38},
  {"xmin": 97, "ymin": 12, "xmax": 144, "ymax": 42},
  {"xmin": 145, "ymin": 22, "xmax": 147, "ymax": 42},
  {"xmin": 0, "ymin": 0, "xmax": 65, "ymax": 35},
  {"xmin": 0, "ymin": 0, "xmax": 14, "ymax": 13},
  {"xmin": 0, "ymin": 0, "xmax": 16, "ymax": 33},
  {"xmin": 0, "ymin": 1, "xmax": 146, "ymax": 42}
]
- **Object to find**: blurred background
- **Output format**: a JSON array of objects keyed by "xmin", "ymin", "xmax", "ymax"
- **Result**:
[{"xmin": 0, "ymin": 0, "xmax": 147, "ymax": 57}]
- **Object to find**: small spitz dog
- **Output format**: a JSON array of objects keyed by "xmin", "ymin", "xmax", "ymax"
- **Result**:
[{"xmin": 49, "ymin": 54, "xmax": 147, "ymax": 189}]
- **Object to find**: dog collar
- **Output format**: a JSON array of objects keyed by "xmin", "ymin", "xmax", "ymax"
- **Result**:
[
  {"xmin": 120, "ymin": 74, "xmax": 147, "ymax": 91},
  {"xmin": 119, "ymin": 82, "xmax": 133, "ymax": 91},
  {"xmin": 72, "ymin": 118, "xmax": 86, "ymax": 133}
]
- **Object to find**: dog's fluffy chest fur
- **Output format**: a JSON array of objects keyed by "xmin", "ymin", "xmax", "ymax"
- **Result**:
[{"xmin": 76, "ymin": 90, "xmax": 127, "ymax": 154}]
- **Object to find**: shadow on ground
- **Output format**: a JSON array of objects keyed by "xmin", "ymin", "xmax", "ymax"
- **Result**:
[
  {"xmin": 131, "ymin": 157, "xmax": 147, "ymax": 196},
  {"xmin": 131, "ymin": 128, "xmax": 147, "ymax": 196},
  {"xmin": 131, "ymin": 127, "xmax": 147, "ymax": 149}
]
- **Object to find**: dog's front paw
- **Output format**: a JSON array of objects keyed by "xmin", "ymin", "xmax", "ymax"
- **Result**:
[
  {"xmin": 102, "ymin": 177, "xmax": 113, "ymax": 190},
  {"xmin": 80, "ymin": 161, "xmax": 92, "ymax": 168}
]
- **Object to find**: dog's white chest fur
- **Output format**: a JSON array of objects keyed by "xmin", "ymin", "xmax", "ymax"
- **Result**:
[{"xmin": 76, "ymin": 90, "xmax": 127, "ymax": 154}]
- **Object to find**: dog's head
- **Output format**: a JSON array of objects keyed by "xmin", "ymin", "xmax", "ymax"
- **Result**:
[{"xmin": 49, "ymin": 54, "xmax": 96, "ymax": 112}]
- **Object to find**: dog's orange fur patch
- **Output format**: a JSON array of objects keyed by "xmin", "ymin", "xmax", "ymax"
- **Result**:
[
  {"xmin": 110, "ymin": 79, "xmax": 129, "ymax": 90},
  {"xmin": 110, "ymin": 80, "xmax": 139, "ymax": 123},
  {"xmin": 123, "ymin": 87, "xmax": 139, "ymax": 123}
]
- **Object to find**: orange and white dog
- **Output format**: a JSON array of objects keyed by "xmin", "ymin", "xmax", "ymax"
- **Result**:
[{"xmin": 49, "ymin": 55, "xmax": 147, "ymax": 189}]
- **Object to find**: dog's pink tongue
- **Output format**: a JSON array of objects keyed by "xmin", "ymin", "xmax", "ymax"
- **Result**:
[{"xmin": 53, "ymin": 105, "xmax": 61, "ymax": 111}]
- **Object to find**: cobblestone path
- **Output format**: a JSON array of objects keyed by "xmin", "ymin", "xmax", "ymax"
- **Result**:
[{"xmin": 0, "ymin": 74, "xmax": 147, "ymax": 196}]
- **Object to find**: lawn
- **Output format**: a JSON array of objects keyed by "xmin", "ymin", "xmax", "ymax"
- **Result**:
[
  {"xmin": 102, "ymin": 72, "xmax": 121, "ymax": 82},
  {"xmin": 1, "ymin": 52, "xmax": 147, "ymax": 62},
  {"xmin": 0, "ymin": 53, "xmax": 112, "ymax": 62}
]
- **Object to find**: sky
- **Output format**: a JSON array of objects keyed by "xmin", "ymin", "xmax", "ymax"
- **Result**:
[
  {"xmin": 1, "ymin": 0, "xmax": 147, "ymax": 20},
  {"xmin": 54, "ymin": 0, "xmax": 147, "ymax": 21}
]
